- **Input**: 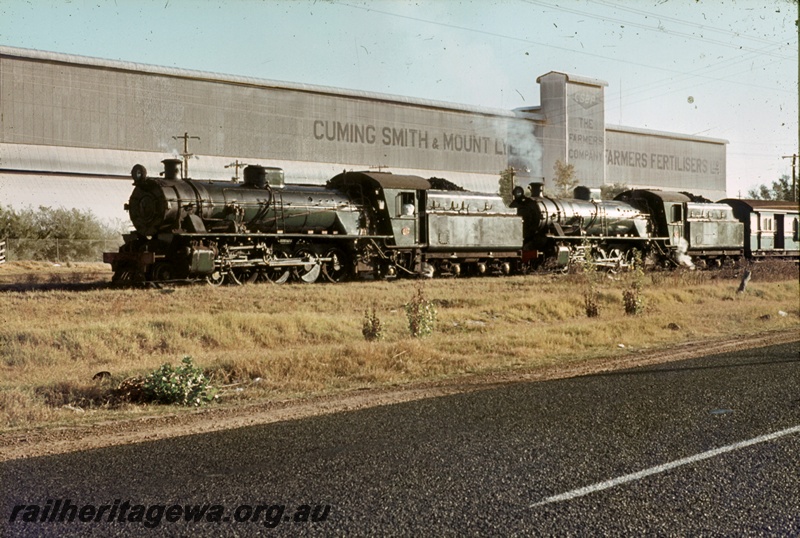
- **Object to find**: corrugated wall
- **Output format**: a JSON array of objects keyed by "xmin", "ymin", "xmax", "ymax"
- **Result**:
[
  {"xmin": 0, "ymin": 49, "xmax": 541, "ymax": 186},
  {"xmin": 605, "ymin": 127, "xmax": 726, "ymax": 198},
  {"xmin": 0, "ymin": 47, "xmax": 728, "ymax": 223}
]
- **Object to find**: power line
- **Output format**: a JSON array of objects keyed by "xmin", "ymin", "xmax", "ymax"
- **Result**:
[
  {"xmin": 333, "ymin": 0, "xmax": 795, "ymax": 102},
  {"xmin": 522, "ymin": 0, "xmax": 794, "ymax": 59},
  {"xmin": 587, "ymin": 0, "xmax": 795, "ymax": 48},
  {"xmin": 603, "ymin": 55, "xmax": 796, "ymax": 121},
  {"xmin": 329, "ymin": 0, "xmax": 796, "ymax": 153}
]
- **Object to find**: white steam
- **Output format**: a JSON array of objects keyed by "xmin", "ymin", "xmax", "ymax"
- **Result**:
[
  {"xmin": 505, "ymin": 117, "xmax": 543, "ymax": 181},
  {"xmin": 674, "ymin": 238, "xmax": 695, "ymax": 269}
]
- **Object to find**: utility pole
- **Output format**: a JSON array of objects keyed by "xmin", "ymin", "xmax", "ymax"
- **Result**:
[
  {"xmin": 225, "ymin": 160, "xmax": 249, "ymax": 182},
  {"xmin": 794, "ymin": 4, "xmax": 800, "ymax": 203},
  {"xmin": 172, "ymin": 132, "xmax": 200, "ymax": 179},
  {"xmin": 783, "ymin": 154, "xmax": 797, "ymax": 202}
]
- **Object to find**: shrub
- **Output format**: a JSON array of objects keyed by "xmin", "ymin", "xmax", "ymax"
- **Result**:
[
  {"xmin": 623, "ymin": 250, "xmax": 646, "ymax": 315},
  {"xmin": 362, "ymin": 304, "xmax": 384, "ymax": 341},
  {"xmin": 141, "ymin": 356, "xmax": 217, "ymax": 406},
  {"xmin": 405, "ymin": 284, "xmax": 437, "ymax": 338},
  {"xmin": 498, "ymin": 166, "xmax": 516, "ymax": 206},
  {"xmin": 584, "ymin": 286, "xmax": 600, "ymax": 318},
  {"xmin": 0, "ymin": 204, "xmax": 123, "ymax": 262},
  {"xmin": 581, "ymin": 241, "xmax": 600, "ymax": 318}
]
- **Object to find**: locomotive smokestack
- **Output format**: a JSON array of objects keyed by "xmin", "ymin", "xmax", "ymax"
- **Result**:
[
  {"xmin": 529, "ymin": 182, "xmax": 544, "ymax": 198},
  {"xmin": 161, "ymin": 159, "xmax": 182, "ymax": 181}
]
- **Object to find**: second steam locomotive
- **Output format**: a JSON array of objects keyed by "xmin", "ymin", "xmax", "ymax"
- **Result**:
[{"xmin": 104, "ymin": 158, "xmax": 800, "ymax": 284}]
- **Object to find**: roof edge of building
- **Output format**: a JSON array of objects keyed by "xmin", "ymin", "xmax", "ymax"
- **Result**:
[
  {"xmin": 0, "ymin": 45, "xmax": 541, "ymax": 120},
  {"xmin": 606, "ymin": 124, "xmax": 728, "ymax": 145},
  {"xmin": 536, "ymin": 71, "xmax": 608, "ymax": 87}
]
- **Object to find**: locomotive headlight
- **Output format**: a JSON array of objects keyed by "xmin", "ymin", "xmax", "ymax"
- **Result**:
[{"xmin": 131, "ymin": 164, "xmax": 148, "ymax": 185}]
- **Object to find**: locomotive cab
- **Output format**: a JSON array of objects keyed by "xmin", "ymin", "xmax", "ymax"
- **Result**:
[
  {"xmin": 327, "ymin": 170, "xmax": 430, "ymax": 246},
  {"xmin": 615, "ymin": 189, "xmax": 689, "ymax": 246},
  {"xmin": 385, "ymin": 188, "xmax": 423, "ymax": 247}
]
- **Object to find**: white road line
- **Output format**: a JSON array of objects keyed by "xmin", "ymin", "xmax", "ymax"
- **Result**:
[{"xmin": 530, "ymin": 425, "xmax": 800, "ymax": 508}]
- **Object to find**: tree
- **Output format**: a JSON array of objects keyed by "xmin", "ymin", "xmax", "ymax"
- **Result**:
[
  {"xmin": 746, "ymin": 174, "xmax": 794, "ymax": 201},
  {"xmin": 600, "ymin": 182, "xmax": 629, "ymax": 200},
  {"xmin": 553, "ymin": 160, "xmax": 577, "ymax": 196},
  {"xmin": 498, "ymin": 167, "xmax": 516, "ymax": 206},
  {"xmin": 0, "ymin": 205, "xmax": 122, "ymax": 261}
]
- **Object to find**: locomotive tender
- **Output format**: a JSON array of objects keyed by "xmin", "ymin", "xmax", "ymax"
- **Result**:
[{"xmin": 103, "ymin": 159, "xmax": 799, "ymax": 284}]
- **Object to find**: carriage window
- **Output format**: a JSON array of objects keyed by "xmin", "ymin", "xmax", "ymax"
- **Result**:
[{"xmin": 793, "ymin": 218, "xmax": 799, "ymax": 241}]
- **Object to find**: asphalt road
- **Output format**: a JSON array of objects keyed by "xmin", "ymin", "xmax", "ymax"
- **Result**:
[{"xmin": 3, "ymin": 341, "xmax": 799, "ymax": 537}]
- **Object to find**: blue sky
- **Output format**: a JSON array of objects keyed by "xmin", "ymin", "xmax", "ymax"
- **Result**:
[{"xmin": 1, "ymin": 0, "xmax": 796, "ymax": 197}]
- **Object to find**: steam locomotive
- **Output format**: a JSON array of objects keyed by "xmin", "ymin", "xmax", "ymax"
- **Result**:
[{"xmin": 103, "ymin": 159, "xmax": 799, "ymax": 284}]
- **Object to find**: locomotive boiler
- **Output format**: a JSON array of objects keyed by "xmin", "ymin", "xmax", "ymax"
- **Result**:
[{"xmin": 127, "ymin": 160, "xmax": 362, "ymax": 237}]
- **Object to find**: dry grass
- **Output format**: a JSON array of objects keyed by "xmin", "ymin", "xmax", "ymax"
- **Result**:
[
  {"xmin": 0, "ymin": 260, "xmax": 797, "ymax": 430},
  {"xmin": 0, "ymin": 261, "xmax": 110, "ymax": 286}
]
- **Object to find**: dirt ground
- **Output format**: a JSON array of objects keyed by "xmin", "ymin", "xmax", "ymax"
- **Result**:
[{"xmin": 1, "ymin": 330, "xmax": 797, "ymax": 462}]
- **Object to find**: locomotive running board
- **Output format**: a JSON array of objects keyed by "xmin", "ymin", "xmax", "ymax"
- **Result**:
[
  {"xmin": 546, "ymin": 235, "xmax": 672, "ymax": 241},
  {"xmin": 178, "ymin": 232, "xmax": 393, "ymax": 240}
]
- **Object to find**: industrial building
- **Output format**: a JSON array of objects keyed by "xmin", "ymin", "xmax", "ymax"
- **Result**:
[{"xmin": 0, "ymin": 45, "xmax": 727, "ymax": 223}]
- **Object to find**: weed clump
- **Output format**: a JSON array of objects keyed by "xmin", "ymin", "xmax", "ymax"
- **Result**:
[
  {"xmin": 405, "ymin": 283, "xmax": 437, "ymax": 338},
  {"xmin": 580, "ymin": 243, "xmax": 600, "ymax": 318},
  {"xmin": 584, "ymin": 289, "xmax": 600, "ymax": 318},
  {"xmin": 141, "ymin": 356, "xmax": 217, "ymax": 406},
  {"xmin": 623, "ymin": 250, "xmax": 646, "ymax": 315},
  {"xmin": 362, "ymin": 304, "xmax": 384, "ymax": 342}
]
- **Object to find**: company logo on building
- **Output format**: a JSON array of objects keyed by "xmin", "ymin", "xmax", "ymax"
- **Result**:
[{"xmin": 572, "ymin": 91, "xmax": 600, "ymax": 110}]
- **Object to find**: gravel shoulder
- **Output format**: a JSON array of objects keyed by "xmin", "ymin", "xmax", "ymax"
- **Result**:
[{"xmin": 1, "ymin": 330, "xmax": 797, "ymax": 462}]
